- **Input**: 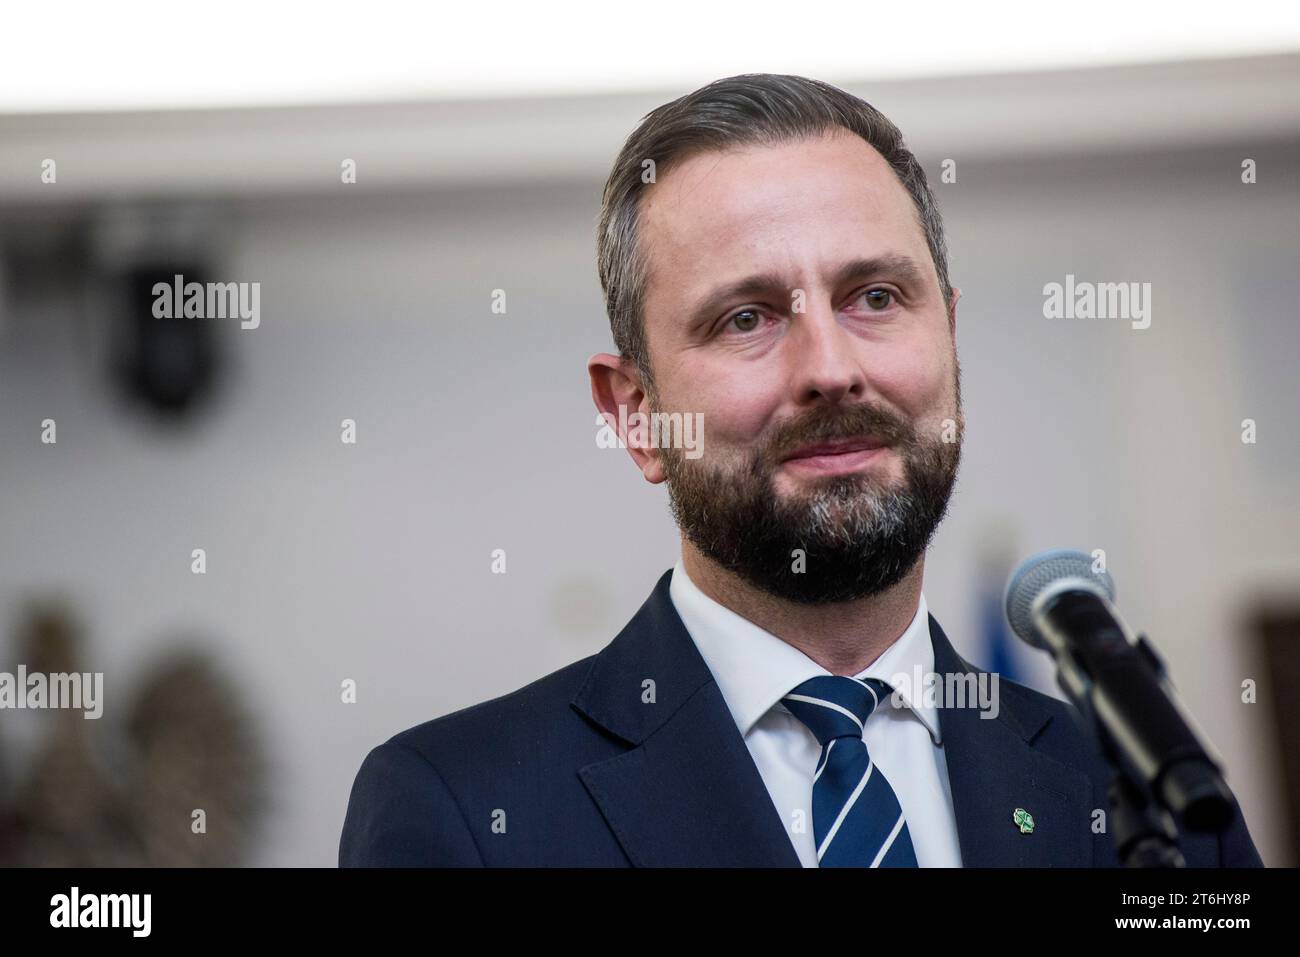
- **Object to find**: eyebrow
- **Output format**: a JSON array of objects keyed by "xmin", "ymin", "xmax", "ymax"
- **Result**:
[{"xmin": 685, "ymin": 254, "xmax": 931, "ymax": 333}]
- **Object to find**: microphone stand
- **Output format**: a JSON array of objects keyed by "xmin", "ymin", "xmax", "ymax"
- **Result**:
[
  {"xmin": 1055, "ymin": 630, "xmax": 1206, "ymax": 868},
  {"xmin": 1108, "ymin": 771, "xmax": 1185, "ymax": 868}
]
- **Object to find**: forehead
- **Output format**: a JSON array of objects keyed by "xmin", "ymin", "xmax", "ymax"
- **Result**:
[{"xmin": 639, "ymin": 129, "xmax": 931, "ymax": 307}]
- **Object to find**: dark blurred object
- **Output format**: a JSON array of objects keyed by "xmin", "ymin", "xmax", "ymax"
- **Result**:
[
  {"xmin": 0, "ymin": 599, "xmax": 266, "ymax": 867},
  {"xmin": 0, "ymin": 203, "xmax": 229, "ymax": 424},
  {"xmin": 123, "ymin": 650, "xmax": 266, "ymax": 866},
  {"xmin": 0, "ymin": 602, "xmax": 136, "ymax": 866},
  {"xmin": 1254, "ymin": 601, "xmax": 1300, "ymax": 866},
  {"xmin": 111, "ymin": 263, "xmax": 219, "ymax": 417}
]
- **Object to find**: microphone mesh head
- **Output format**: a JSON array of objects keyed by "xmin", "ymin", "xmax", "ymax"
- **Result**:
[{"xmin": 1004, "ymin": 549, "xmax": 1117, "ymax": 647}]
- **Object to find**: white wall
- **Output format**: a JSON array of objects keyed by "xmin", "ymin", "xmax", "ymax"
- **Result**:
[{"xmin": 1, "ymin": 85, "xmax": 1296, "ymax": 866}]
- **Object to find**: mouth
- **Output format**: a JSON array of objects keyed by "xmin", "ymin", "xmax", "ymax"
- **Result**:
[
  {"xmin": 780, "ymin": 437, "xmax": 888, "ymax": 476},
  {"xmin": 782, "ymin": 436, "xmax": 887, "ymax": 461}
]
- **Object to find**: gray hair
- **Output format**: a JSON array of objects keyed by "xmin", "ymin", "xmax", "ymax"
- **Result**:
[{"xmin": 596, "ymin": 73, "xmax": 952, "ymax": 388}]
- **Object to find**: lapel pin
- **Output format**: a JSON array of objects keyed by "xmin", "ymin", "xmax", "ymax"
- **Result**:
[{"xmin": 1012, "ymin": 808, "xmax": 1035, "ymax": 834}]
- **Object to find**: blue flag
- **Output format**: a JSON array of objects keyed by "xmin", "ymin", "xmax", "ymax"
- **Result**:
[{"xmin": 979, "ymin": 578, "xmax": 1024, "ymax": 686}]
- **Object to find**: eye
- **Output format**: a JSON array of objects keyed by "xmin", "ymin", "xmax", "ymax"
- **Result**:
[
  {"xmin": 725, "ymin": 308, "xmax": 763, "ymax": 333},
  {"xmin": 857, "ymin": 288, "xmax": 895, "ymax": 311}
]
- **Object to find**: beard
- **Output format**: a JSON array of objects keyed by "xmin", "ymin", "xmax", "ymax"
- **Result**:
[{"xmin": 655, "ymin": 386, "xmax": 963, "ymax": 605}]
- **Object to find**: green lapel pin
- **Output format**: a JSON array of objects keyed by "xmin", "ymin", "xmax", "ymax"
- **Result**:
[{"xmin": 1012, "ymin": 808, "xmax": 1035, "ymax": 834}]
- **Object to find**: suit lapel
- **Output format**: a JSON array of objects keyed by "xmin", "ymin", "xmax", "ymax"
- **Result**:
[
  {"xmin": 571, "ymin": 569, "xmax": 1093, "ymax": 867},
  {"xmin": 929, "ymin": 614, "xmax": 1093, "ymax": 866},
  {"xmin": 571, "ymin": 569, "xmax": 801, "ymax": 867}
]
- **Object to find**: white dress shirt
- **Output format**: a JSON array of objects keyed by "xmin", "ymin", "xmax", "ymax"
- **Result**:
[{"xmin": 668, "ymin": 557, "xmax": 964, "ymax": 867}]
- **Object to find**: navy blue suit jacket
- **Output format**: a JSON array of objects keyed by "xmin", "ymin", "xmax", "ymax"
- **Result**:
[{"xmin": 339, "ymin": 568, "xmax": 1264, "ymax": 867}]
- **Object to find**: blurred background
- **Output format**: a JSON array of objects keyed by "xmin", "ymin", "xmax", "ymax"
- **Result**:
[{"xmin": 1, "ymin": 2, "xmax": 1298, "ymax": 867}]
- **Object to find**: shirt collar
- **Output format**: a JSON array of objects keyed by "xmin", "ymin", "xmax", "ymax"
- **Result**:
[{"xmin": 668, "ymin": 556, "xmax": 942, "ymax": 746}]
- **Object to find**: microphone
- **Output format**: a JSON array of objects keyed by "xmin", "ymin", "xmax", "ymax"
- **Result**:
[{"xmin": 1004, "ymin": 549, "xmax": 1233, "ymax": 833}]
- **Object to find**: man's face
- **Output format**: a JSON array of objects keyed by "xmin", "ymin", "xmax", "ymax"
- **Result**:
[{"xmin": 635, "ymin": 128, "xmax": 963, "ymax": 604}]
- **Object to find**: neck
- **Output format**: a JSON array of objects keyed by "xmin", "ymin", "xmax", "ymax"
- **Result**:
[{"xmin": 680, "ymin": 538, "xmax": 925, "ymax": 676}]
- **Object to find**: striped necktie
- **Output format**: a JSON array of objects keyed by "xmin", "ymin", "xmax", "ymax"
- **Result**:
[{"xmin": 781, "ymin": 675, "xmax": 918, "ymax": 867}]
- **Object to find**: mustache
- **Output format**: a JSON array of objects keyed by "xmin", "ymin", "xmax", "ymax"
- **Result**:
[{"xmin": 764, "ymin": 403, "xmax": 914, "ymax": 464}]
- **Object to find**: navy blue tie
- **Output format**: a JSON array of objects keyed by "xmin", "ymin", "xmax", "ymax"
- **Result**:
[{"xmin": 781, "ymin": 675, "xmax": 919, "ymax": 867}]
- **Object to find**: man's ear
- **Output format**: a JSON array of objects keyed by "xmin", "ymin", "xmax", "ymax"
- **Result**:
[
  {"xmin": 587, "ymin": 353, "xmax": 666, "ymax": 484},
  {"xmin": 947, "ymin": 285, "xmax": 962, "ymax": 337}
]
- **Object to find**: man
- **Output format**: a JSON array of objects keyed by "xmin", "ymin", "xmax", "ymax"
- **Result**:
[{"xmin": 339, "ymin": 73, "xmax": 1263, "ymax": 867}]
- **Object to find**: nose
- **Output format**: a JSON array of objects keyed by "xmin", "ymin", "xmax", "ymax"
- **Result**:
[{"xmin": 788, "ymin": 297, "xmax": 867, "ymax": 406}]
